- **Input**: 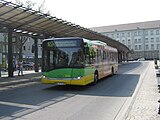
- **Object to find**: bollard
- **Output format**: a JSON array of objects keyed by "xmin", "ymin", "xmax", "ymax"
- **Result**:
[{"xmin": 158, "ymin": 99, "xmax": 160, "ymax": 114}]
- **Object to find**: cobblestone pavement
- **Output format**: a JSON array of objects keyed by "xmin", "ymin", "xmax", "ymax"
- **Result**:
[{"xmin": 126, "ymin": 62, "xmax": 160, "ymax": 120}]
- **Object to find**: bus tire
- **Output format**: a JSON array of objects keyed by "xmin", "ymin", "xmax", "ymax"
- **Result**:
[
  {"xmin": 111, "ymin": 67, "xmax": 114, "ymax": 76},
  {"xmin": 93, "ymin": 72, "xmax": 98, "ymax": 85}
]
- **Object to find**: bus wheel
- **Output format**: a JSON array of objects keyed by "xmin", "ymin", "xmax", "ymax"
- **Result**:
[
  {"xmin": 111, "ymin": 67, "xmax": 114, "ymax": 76},
  {"xmin": 93, "ymin": 73, "xmax": 98, "ymax": 85}
]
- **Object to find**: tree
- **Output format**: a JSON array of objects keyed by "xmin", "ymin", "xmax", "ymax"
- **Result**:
[
  {"xmin": 13, "ymin": 0, "xmax": 51, "ymax": 14},
  {"xmin": 12, "ymin": 0, "xmax": 51, "ymax": 61},
  {"xmin": 14, "ymin": 35, "xmax": 28, "ymax": 61}
]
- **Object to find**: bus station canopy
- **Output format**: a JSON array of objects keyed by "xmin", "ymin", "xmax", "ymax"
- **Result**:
[{"xmin": 0, "ymin": 0, "xmax": 129, "ymax": 53}]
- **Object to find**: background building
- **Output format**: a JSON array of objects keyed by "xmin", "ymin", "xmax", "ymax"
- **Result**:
[
  {"xmin": 91, "ymin": 20, "xmax": 160, "ymax": 60},
  {"xmin": 22, "ymin": 37, "xmax": 42, "ymax": 60},
  {"xmin": 0, "ymin": 32, "xmax": 42, "ymax": 70}
]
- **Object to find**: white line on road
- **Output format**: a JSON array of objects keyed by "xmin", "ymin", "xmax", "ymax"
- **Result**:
[{"xmin": 0, "ymin": 101, "xmax": 40, "ymax": 109}]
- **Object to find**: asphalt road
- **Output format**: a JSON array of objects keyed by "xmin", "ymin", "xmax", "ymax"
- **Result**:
[{"xmin": 0, "ymin": 61, "xmax": 150, "ymax": 120}]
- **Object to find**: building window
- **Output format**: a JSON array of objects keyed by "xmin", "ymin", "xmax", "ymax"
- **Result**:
[
  {"xmin": 13, "ymin": 46, "xmax": 16, "ymax": 53},
  {"xmin": 146, "ymin": 44, "xmax": 149, "ymax": 50},
  {"xmin": 135, "ymin": 39, "xmax": 137, "ymax": 43},
  {"xmin": 108, "ymin": 34, "xmax": 111, "ymax": 37},
  {"xmin": 134, "ymin": 31, "xmax": 137, "ymax": 36},
  {"xmin": 138, "ymin": 31, "xmax": 141, "ymax": 36},
  {"xmin": 23, "ymin": 46, "xmax": 26, "ymax": 51},
  {"xmin": 28, "ymin": 46, "xmax": 30, "ymax": 50},
  {"xmin": 157, "ymin": 44, "xmax": 160, "ymax": 50},
  {"xmin": 145, "ymin": 38, "xmax": 148, "ymax": 43},
  {"xmin": 111, "ymin": 34, "xmax": 114, "ymax": 38},
  {"xmin": 156, "ymin": 30, "xmax": 159, "ymax": 35},
  {"xmin": 139, "ymin": 45, "xmax": 142, "ymax": 50},
  {"xmin": 117, "ymin": 33, "xmax": 119, "ymax": 38},
  {"xmin": 135, "ymin": 45, "xmax": 138, "ymax": 50},
  {"xmin": 2, "ymin": 44, "xmax": 5, "ymax": 52},
  {"xmin": 122, "ymin": 33, "xmax": 125, "ymax": 37},
  {"xmin": 150, "ymin": 30, "xmax": 154, "ymax": 36},
  {"xmin": 28, "ymin": 38, "xmax": 30, "ymax": 42},
  {"xmin": 151, "ymin": 44, "xmax": 154, "ymax": 50},
  {"xmin": 128, "ymin": 39, "xmax": 131, "ymax": 44},
  {"xmin": 127, "ymin": 32, "xmax": 130, "ymax": 37},
  {"xmin": 145, "ymin": 31, "xmax": 148, "ymax": 36},
  {"xmin": 122, "ymin": 40, "xmax": 125, "ymax": 44},
  {"xmin": 138, "ymin": 38, "xmax": 141, "ymax": 43},
  {"xmin": 151, "ymin": 38, "xmax": 154, "ymax": 42},
  {"xmin": 1, "ymin": 44, "xmax": 3, "ymax": 52},
  {"xmin": 156, "ymin": 37, "xmax": 160, "ymax": 42}
]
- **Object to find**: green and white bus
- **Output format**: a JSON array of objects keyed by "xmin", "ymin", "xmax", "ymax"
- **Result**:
[{"xmin": 41, "ymin": 37, "xmax": 118, "ymax": 85}]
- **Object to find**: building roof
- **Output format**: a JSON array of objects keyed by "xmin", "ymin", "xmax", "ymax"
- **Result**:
[{"xmin": 91, "ymin": 20, "xmax": 160, "ymax": 33}]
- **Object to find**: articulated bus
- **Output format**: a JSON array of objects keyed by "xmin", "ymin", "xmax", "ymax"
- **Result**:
[{"xmin": 41, "ymin": 37, "xmax": 118, "ymax": 86}]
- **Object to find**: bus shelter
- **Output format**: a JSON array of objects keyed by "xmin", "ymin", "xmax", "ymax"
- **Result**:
[{"xmin": 0, "ymin": 0, "xmax": 130, "ymax": 77}]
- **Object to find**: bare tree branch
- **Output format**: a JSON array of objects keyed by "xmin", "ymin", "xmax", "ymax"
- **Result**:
[
  {"xmin": 25, "ymin": 0, "xmax": 36, "ymax": 9},
  {"xmin": 13, "ymin": 0, "xmax": 51, "ymax": 14},
  {"xmin": 13, "ymin": 0, "xmax": 23, "ymax": 5}
]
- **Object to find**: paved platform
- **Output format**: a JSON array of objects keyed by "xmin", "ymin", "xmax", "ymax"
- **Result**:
[
  {"xmin": 0, "ymin": 70, "xmax": 41, "ymax": 92},
  {"xmin": 126, "ymin": 62, "xmax": 160, "ymax": 120}
]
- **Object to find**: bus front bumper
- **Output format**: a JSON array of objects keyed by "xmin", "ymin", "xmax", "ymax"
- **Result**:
[{"xmin": 41, "ymin": 75, "xmax": 94, "ymax": 86}]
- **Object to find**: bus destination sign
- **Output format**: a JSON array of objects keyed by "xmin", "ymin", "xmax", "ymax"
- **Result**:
[{"xmin": 47, "ymin": 40, "xmax": 78, "ymax": 47}]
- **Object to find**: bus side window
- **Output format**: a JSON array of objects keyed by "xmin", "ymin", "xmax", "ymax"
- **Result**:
[
  {"xmin": 84, "ymin": 46, "xmax": 90, "ymax": 65},
  {"xmin": 91, "ymin": 48, "xmax": 96, "ymax": 64},
  {"xmin": 103, "ymin": 51, "xmax": 106, "ymax": 61},
  {"xmin": 96, "ymin": 49, "xmax": 99, "ymax": 63}
]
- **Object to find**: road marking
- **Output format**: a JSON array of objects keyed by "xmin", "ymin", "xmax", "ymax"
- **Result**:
[{"xmin": 0, "ymin": 101, "xmax": 40, "ymax": 109}]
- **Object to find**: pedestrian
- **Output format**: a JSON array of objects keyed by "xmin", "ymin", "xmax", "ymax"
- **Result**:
[
  {"xmin": 13, "ymin": 61, "xmax": 16, "ymax": 71},
  {"xmin": 18, "ymin": 60, "xmax": 24, "ymax": 76}
]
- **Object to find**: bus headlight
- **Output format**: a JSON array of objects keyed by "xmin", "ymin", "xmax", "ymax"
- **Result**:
[
  {"xmin": 72, "ymin": 76, "xmax": 82, "ymax": 80},
  {"xmin": 42, "ymin": 75, "xmax": 46, "ymax": 79}
]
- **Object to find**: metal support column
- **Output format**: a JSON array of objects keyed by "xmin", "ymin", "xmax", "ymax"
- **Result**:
[
  {"xmin": 118, "ymin": 52, "xmax": 122, "ymax": 63},
  {"xmin": 122, "ymin": 52, "xmax": 125, "ymax": 62},
  {"xmin": 8, "ymin": 28, "xmax": 13, "ymax": 77},
  {"xmin": 0, "ymin": 64, "xmax": 1, "ymax": 77},
  {"xmin": 34, "ymin": 37, "xmax": 39, "ymax": 72},
  {"xmin": 124, "ymin": 52, "xmax": 127, "ymax": 61}
]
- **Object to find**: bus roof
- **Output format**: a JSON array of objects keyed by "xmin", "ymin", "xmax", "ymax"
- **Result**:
[
  {"xmin": 43, "ymin": 37, "xmax": 106, "ymax": 46},
  {"xmin": 43, "ymin": 37, "xmax": 83, "ymax": 42},
  {"xmin": 91, "ymin": 40, "xmax": 107, "ymax": 46}
]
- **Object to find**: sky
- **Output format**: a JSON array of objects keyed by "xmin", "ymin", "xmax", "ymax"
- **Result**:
[{"xmin": 11, "ymin": 0, "xmax": 160, "ymax": 28}]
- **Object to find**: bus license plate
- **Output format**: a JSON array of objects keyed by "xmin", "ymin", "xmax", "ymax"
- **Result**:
[{"xmin": 57, "ymin": 82, "xmax": 65, "ymax": 85}]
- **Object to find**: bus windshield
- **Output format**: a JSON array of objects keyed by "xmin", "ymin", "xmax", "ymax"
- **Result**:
[{"xmin": 43, "ymin": 46, "xmax": 84, "ymax": 71}]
